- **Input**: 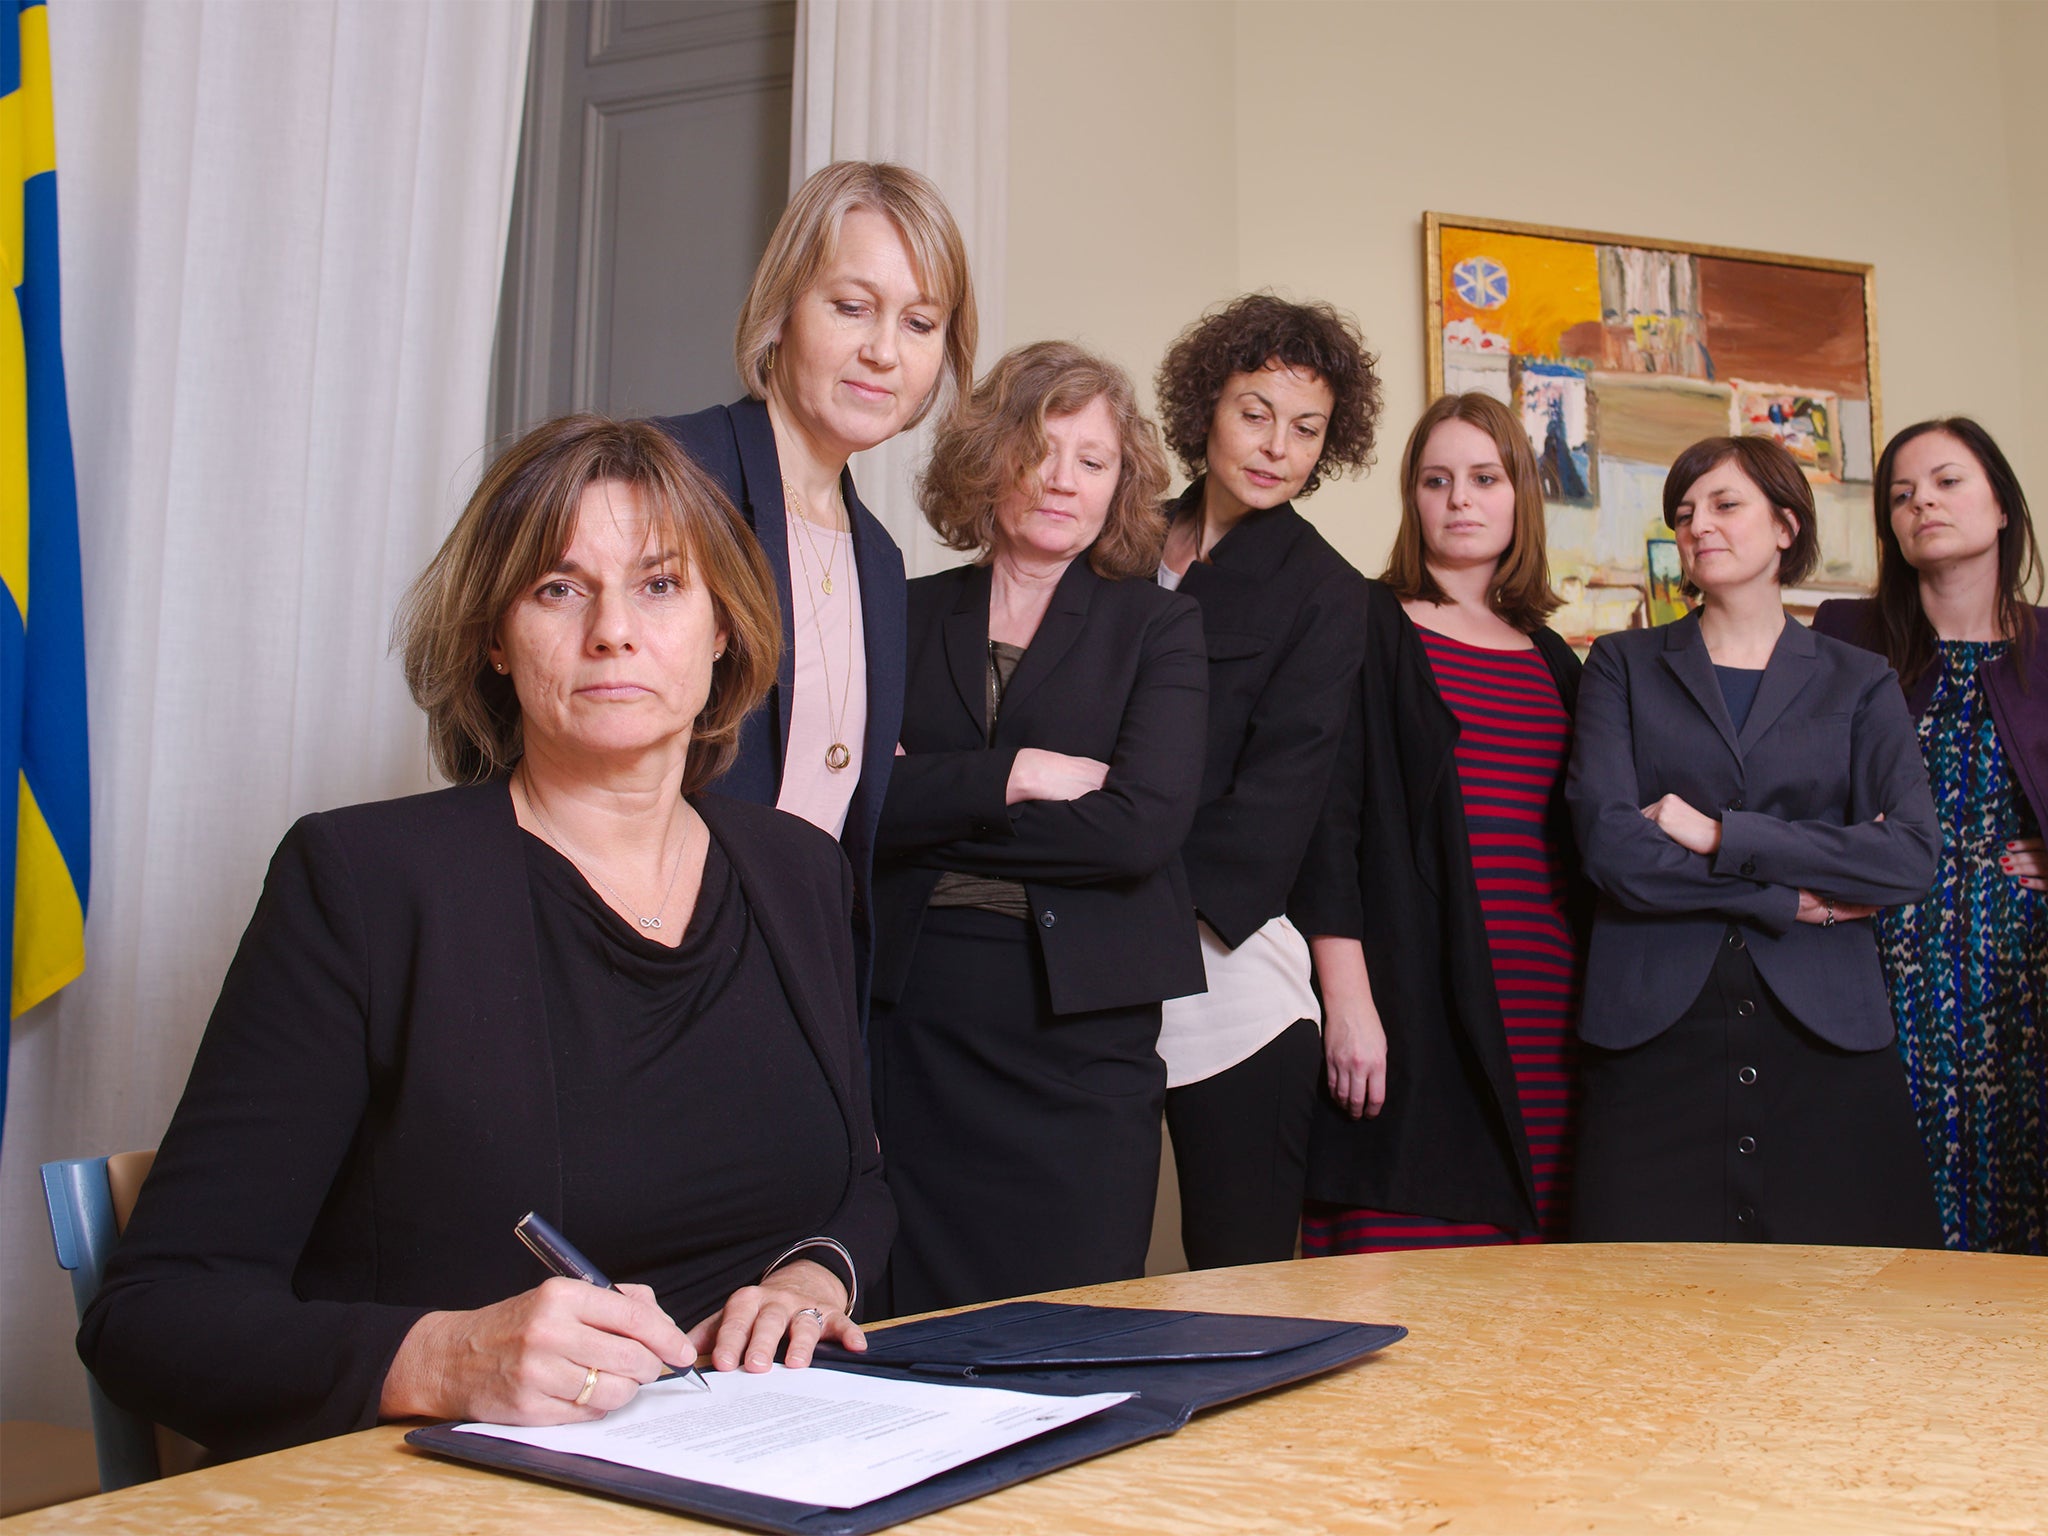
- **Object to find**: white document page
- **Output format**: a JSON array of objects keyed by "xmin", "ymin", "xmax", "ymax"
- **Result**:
[{"xmin": 452, "ymin": 1366, "xmax": 1132, "ymax": 1510}]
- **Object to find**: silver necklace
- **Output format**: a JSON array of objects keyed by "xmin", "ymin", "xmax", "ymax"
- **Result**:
[{"xmin": 520, "ymin": 769, "xmax": 690, "ymax": 930}]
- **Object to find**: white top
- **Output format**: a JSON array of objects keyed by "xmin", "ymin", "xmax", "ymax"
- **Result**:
[
  {"xmin": 776, "ymin": 519, "xmax": 865, "ymax": 839},
  {"xmin": 1157, "ymin": 917, "xmax": 1322, "ymax": 1088},
  {"xmin": 1152, "ymin": 557, "xmax": 1321, "ymax": 1088}
]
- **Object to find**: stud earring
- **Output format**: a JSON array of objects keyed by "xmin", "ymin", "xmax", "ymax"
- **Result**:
[{"xmin": 494, "ymin": 662, "xmax": 507, "ymax": 674}]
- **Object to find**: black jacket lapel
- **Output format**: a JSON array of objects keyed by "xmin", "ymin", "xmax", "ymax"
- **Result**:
[
  {"xmin": 729, "ymin": 399, "xmax": 797, "ymax": 747},
  {"xmin": 993, "ymin": 558, "xmax": 1097, "ymax": 725},
  {"xmin": 1739, "ymin": 618, "xmax": 1820, "ymax": 753},
  {"xmin": 1660, "ymin": 612, "xmax": 1743, "ymax": 761}
]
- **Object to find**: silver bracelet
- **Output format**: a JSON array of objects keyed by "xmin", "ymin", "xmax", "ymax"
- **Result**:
[{"xmin": 760, "ymin": 1235, "xmax": 857, "ymax": 1317}]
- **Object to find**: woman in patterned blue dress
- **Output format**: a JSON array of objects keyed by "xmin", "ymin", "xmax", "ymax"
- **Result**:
[{"xmin": 1815, "ymin": 417, "xmax": 2048, "ymax": 1253}]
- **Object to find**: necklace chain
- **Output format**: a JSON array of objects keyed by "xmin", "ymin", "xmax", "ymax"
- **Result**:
[
  {"xmin": 783, "ymin": 477, "xmax": 843, "ymax": 595},
  {"xmin": 519, "ymin": 767, "xmax": 690, "ymax": 931},
  {"xmin": 783, "ymin": 483, "xmax": 856, "ymax": 773}
]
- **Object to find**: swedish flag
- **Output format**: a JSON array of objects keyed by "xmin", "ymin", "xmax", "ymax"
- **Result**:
[{"xmin": 2, "ymin": 0, "xmax": 90, "ymax": 1079}]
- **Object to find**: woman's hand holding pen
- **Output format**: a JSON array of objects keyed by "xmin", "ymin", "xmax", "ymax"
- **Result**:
[
  {"xmin": 690, "ymin": 1259, "xmax": 865, "ymax": 1373},
  {"xmin": 378, "ymin": 1278, "xmax": 691, "ymax": 1425}
]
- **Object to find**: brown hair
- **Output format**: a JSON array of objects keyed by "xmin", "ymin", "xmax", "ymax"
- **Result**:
[
  {"xmin": 1154, "ymin": 292, "xmax": 1381, "ymax": 495},
  {"xmin": 918, "ymin": 341, "xmax": 1172, "ymax": 581},
  {"xmin": 1872, "ymin": 417, "xmax": 2040, "ymax": 690},
  {"xmin": 1662, "ymin": 435, "xmax": 1819, "ymax": 592},
  {"xmin": 734, "ymin": 160, "xmax": 977, "ymax": 431},
  {"xmin": 1381, "ymin": 393, "xmax": 1562, "ymax": 630},
  {"xmin": 396, "ymin": 415, "xmax": 780, "ymax": 790}
]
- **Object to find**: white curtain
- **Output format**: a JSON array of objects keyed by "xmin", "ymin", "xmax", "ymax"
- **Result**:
[
  {"xmin": 0, "ymin": 0, "xmax": 532, "ymax": 1429},
  {"xmin": 792, "ymin": 0, "xmax": 1008, "ymax": 576}
]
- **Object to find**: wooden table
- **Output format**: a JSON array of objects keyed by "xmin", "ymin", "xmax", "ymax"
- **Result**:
[{"xmin": 10, "ymin": 1244, "xmax": 2047, "ymax": 1534}]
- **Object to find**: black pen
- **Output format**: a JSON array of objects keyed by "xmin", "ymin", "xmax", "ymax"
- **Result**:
[{"xmin": 515, "ymin": 1210, "xmax": 709, "ymax": 1392}]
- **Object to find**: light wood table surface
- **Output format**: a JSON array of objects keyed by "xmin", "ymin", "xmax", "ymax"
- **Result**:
[{"xmin": 9, "ymin": 1244, "xmax": 2046, "ymax": 1534}]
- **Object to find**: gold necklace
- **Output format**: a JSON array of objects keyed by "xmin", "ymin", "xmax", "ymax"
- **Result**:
[
  {"xmin": 785, "ymin": 501, "xmax": 857, "ymax": 773},
  {"xmin": 782, "ymin": 478, "xmax": 844, "ymax": 595}
]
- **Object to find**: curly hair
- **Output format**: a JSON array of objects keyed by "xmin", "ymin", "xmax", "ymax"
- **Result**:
[
  {"xmin": 918, "ymin": 341, "xmax": 1172, "ymax": 581},
  {"xmin": 1154, "ymin": 293, "xmax": 1382, "ymax": 495}
]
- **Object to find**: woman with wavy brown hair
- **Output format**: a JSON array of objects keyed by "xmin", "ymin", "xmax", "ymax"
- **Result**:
[
  {"xmin": 1815, "ymin": 417, "xmax": 2047, "ymax": 1252},
  {"xmin": 81, "ymin": 417, "xmax": 893, "ymax": 1461},
  {"xmin": 1292, "ymin": 392, "xmax": 1589, "ymax": 1253},
  {"xmin": 1147, "ymin": 294, "xmax": 1378, "ymax": 1268},
  {"xmin": 868, "ymin": 342, "xmax": 1208, "ymax": 1313}
]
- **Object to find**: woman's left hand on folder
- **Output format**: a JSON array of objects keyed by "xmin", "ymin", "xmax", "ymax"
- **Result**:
[{"xmin": 691, "ymin": 1260, "xmax": 867, "ymax": 1374}]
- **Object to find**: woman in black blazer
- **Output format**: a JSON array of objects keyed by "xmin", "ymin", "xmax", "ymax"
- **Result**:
[
  {"xmin": 1567, "ymin": 434, "xmax": 1941, "ymax": 1246},
  {"xmin": 1146, "ymin": 295, "xmax": 1377, "ymax": 1268},
  {"xmin": 79, "ymin": 418, "xmax": 892, "ymax": 1461},
  {"xmin": 870, "ymin": 342, "xmax": 1206, "ymax": 1314},
  {"xmin": 654, "ymin": 162, "xmax": 978, "ymax": 1006},
  {"xmin": 1292, "ymin": 393, "xmax": 1588, "ymax": 1251}
]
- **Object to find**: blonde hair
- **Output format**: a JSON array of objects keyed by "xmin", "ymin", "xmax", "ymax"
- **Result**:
[
  {"xmin": 396, "ymin": 415, "xmax": 781, "ymax": 790},
  {"xmin": 918, "ymin": 341, "xmax": 1171, "ymax": 582},
  {"xmin": 1382, "ymin": 392, "xmax": 1562, "ymax": 630},
  {"xmin": 734, "ymin": 161, "xmax": 977, "ymax": 431}
]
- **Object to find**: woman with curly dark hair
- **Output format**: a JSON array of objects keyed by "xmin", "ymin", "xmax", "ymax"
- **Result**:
[
  {"xmin": 869, "ymin": 341, "xmax": 1208, "ymax": 1312},
  {"xmin": 1149, "ymin": 294, "xmax": 1378, "ymax": 1267}
]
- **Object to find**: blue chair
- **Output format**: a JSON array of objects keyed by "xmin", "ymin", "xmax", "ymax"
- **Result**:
[{"xmin": 40, "ymin": 1152, "xmax": 162, "ymax": 1492}]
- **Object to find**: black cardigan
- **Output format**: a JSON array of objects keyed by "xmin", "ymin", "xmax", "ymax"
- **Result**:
[
  {"xmin": 872, "ymin": 558, "xmax": 1208, "ymax": 1016},
  {"xmin": 78, "ymin": 784, "xmax": 893, "ymax": 1461},
  {"xmin": 1166, "ymin": 483, "xmax": 1369, "ymax": 948},
  {"xmin": 1290, "ymin": 580, "xmax": 1585, "ymax": 1231}
]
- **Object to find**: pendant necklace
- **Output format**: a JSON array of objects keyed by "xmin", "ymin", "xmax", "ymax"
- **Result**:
[
  {"xmin": 519, "ymin": 767, "xmax": 690, "ymax": 930},
  {"xmin": 783, "ymin": 477, "xmax": 843, "ymax": 595},
  {"xmin": 785, "ymin": 481, "xmax": 857, "ymax": 772}
]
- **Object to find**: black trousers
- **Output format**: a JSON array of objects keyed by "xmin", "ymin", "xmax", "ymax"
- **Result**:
[
  {"xmin": 1163, "ymin": 1017, "xmax": 1321, "ymax": 1269},
  {"xmin": 1573, "ymin": 928, "xmax": 1941, "ymax": 1247},
  {"xmin": 869, "ymin": 907, "xmax": 1166, "ymax": 1317}
]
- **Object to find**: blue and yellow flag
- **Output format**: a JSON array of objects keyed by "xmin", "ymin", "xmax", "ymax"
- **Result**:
[{"xmin": 2, "ymin": 0, "xmax": 90, "ymax": 1082}]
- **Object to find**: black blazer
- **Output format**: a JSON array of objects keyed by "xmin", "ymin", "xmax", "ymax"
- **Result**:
[
  {"xmin": 1813, "ymin": 598, "xmax": 2048, "ymax": 837},
  {"xmin": 651, "ymin": 398, "xmax": 906, "ymax": 1006},
  {"xmin": 1291, "ymin": 580, "xmax": 1584, "ymax": 1230},
  {"xmin": 872, "ymin": 558, "xmax": 1208, "ymax": 1016},
  {"xmin": 1568, "ymin": 611, "xmax": 1939, "ymax": 1051},
  {"xmin": 78, "ymin": 784, "xmax": 892, "ymax": 1461},
  {"xmin": 1166, "ymin": 484, "xmax": 1369, "ymax": 947}
]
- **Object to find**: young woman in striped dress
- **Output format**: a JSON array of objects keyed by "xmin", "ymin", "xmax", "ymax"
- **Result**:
[{"xmin": 1292, "ymin": 392, "xmax": 1588, "ymax": 1251}]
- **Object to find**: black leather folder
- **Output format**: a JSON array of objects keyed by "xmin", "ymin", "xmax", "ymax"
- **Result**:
[{"xmin": 407, "ymin": 1300, "xmax": 1406, "ymax": 1535}]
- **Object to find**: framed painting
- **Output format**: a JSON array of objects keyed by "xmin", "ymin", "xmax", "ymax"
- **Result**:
[{"xmin": 1424, "ymin": 212, "xmax": 1881, "ymax": 643}]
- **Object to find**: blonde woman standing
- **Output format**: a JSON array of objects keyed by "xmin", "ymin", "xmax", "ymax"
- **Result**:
[{"xmin": 656, "ymin": 161, "xmax": 978, "ymax": 1006}]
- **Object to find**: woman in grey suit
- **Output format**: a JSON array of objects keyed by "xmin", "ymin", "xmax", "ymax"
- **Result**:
[{"xmin": 1566, "ymin": 435, "xmax": 1942, "ymax": 1246}]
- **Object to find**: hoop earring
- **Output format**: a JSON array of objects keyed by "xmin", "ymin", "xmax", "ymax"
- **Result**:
[{"xmin": 765, "ymin": 344, "xmax": 776, "ymax": 377}]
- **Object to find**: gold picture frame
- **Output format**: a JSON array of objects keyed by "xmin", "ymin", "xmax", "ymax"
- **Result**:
[{"xmin": 1422, "ymin": 212, "xmax": 1882, "ymax": 641}]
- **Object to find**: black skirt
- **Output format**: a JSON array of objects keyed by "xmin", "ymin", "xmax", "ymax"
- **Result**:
[
  {"xmin": 869, "ymin": 906, "xmax": 1166, "ymax": 1316},
  {"xmin": 1573, "ymin": 926, "xmax": 1941, "ymax": 1247}
]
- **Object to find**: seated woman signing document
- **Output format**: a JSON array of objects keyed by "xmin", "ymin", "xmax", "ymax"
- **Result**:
[{"xmin": 78, "ymin": 416, "xmax": 892, "ymax": 1461}]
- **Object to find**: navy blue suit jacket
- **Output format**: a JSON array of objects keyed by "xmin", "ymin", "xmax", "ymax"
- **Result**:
[
  {"xmin": 651, "ymin": 398, "xmax": 906, "ymax": 1012},
  {"xmin": 1568, "ymin": 611, "xmax": 1938, "ymax": 1051}
]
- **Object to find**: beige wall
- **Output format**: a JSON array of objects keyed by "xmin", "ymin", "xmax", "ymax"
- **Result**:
[
  {"xmin": 1010, "ymin": 0, "xmax": 2045, "ymax": 1275},
  {"xmin": 1010, "ymin": 0, "xmax": 2045, "ymax": 577}
]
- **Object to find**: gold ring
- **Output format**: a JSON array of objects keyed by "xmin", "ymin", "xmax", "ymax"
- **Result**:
[{"xmin": 573, "ymin": 1366, "xmax": 599, "ymax": 1407}]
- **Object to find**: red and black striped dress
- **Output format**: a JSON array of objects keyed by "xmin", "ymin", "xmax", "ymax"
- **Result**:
[{"xmin": 1301, "ymin": 626, "xmax": 1581, "ymax": 1253}]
